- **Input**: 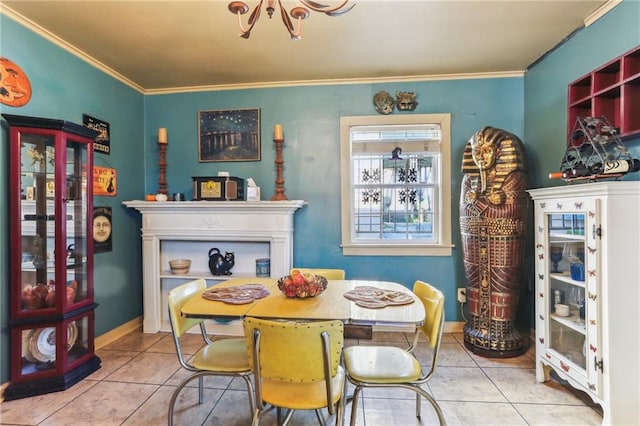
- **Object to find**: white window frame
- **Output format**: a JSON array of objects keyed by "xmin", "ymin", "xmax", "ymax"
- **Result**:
[{"xmin": 339, "ymin": 113, "xmax": 453, "ymax": 256}]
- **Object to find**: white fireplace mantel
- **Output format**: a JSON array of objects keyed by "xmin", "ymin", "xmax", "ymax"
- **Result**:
[{"xmin": 124, "ymin": 200, "xmax": 307, "ymax": 333}]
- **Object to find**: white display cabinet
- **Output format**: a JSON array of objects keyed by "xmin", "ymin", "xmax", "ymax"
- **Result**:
[
  {"xmin": 124, "ymin": 200, "xmax": 306, "ymax": 334},
  {"xmin": 529, "ymin": 182, "xmax": 640, "ymax": 425}
]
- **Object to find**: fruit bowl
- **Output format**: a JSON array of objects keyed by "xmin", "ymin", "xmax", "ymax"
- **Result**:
[
  {"xmin": 277, "ymin": 271, "xmax": 328, "ymax": 299},
  {"xmin": 168, "ymin": 259, "xmax": 191, "ymax": 275}
]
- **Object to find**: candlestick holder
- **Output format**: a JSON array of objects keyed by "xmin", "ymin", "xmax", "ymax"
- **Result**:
[
  {"xmin": 271, "ymin": 138, "xmax": 288, "ymax": 201},
  {"xmin": 158, "ymin": 143, "xmax": 168, "ymax": 195}
]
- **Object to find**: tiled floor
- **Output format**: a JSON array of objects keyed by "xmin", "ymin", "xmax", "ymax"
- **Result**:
[{"xmin": 1, "ymin": 329, "xmax": 602, "ymax": 425}]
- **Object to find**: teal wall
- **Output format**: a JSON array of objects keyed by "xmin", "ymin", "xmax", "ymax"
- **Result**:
[
  {"xmin": 1, "ymin": 15, "xmax": 145, "ymax": 382},
  {"xmin": 1, "ymin": 0, "xmax": 639, "ymax": 385},
  {"xmin": 525, "ymin": 0, "xmax": 640, "ymax": 188},
  {"xmin": 144, "ymin": 79, "xmax": 524, "ymax": 321}
]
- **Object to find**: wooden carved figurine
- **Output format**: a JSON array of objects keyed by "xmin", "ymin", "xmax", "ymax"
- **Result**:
[{"xmin": 460, "ymin": 126, "xmax": 529, "ymax": 357}]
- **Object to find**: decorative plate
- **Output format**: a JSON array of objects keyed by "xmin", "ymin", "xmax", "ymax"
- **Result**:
[{"xmin": 26, "ymin": 322, "xmax": 78, "ymax": 363}]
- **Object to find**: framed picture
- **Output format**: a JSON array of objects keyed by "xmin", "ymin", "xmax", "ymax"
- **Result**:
[
  {"xmin": 198, "ymin": 108, "xmax": 260, "ymax": 162},
  {"xmin": 93, "ymin": 206, "xmax": 112, "ymax": 253},
  {"xmin": 83, "ymin": 114, "xmax": 110, "ymax": 155}
]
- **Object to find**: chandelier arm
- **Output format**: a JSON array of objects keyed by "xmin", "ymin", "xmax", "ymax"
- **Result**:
[
  {"xmin": 278, "ymin": 0, "xmax": 295, "ymax": 32},
  {"xmin": 235, "ymin": 0, "xmax": 263, "ymax": 38},
  {"xmin": 299, "ymin": 0, "xmax": 353, "ymax": 15}
]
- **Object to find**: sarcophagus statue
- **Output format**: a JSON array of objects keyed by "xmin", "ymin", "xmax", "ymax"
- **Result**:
[{"xmin": 460, "ymin": 126, "xmax": 529, "ymax": 357}]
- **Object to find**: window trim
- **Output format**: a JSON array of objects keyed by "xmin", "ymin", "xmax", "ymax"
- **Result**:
[{"xmin": 340, "ymin": 113, "xmax": 453, "ymax": 256}]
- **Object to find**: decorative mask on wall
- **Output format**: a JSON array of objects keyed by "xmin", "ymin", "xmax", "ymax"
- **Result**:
[
  {"xmin": 373, "ymin": 91, "xmax": 395, "ymax": 115},
  {"xmin": 396, "ymin": 91, "xmax": 418, "ymax": 111}
]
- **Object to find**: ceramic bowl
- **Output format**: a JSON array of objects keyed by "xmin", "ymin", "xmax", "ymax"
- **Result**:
[
  {"xmin": 277, "ymin": 273, "xmax": 328, "ymax": 298},
  {"xmin": 555, "ymin": 303, "xmax": 570, "ymax": 317},
  {"xmin": 168, "ymin": 259, "xmax": 191, "ymax": 275}
]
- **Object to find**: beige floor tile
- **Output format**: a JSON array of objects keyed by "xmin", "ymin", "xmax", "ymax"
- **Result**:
[
  {"xmin": 123, "ymin": 384, "xmax": 223, "ymax": 425},
  {"xmin": 428, "ymin": 366, "xmax": 507, "ymax": 402},
  {"xmin": 101, "ymin": 330, "xmax": 165, "ymax": 352},
  {"xmin": 359, "ymin": 397, "xmax": 440, "ymax": 425},
  {"xmin": 514, "ymin": 403, "xmax": 602, "ymax": 425},
  {"xmin": 0, "ymin": 379, "xmax": 98, "ymax": 425},
  {"xmin": 163, "ymin": 359, "xmax": 240, "ymax": 389},
  {"xmin": 105, "ymin": 352, "xmax": 180, "ymax": 385},
  {"xmin": 483, "ymin": 367, "xmax": 586, "ymax": 405},
  {"xmin": 431, "ymin": 342, "xmax": 478, "ymax": 367},
  {"xmin": 39, "ymin": 381, "xmax": 158, "ymax": 425},
  {"xmin": 439, "ymin": 401, "xmax": 528, "ymax": 425},
  {"xmin": 465, "ymin": 343, "xmax": 537, "ymax": 368},
  {"xmin": 205, "ymin": 388, "xmax": 256, "ymax": 425},
  {"xmin": 90, "ymin": 349, "xmax": 139, "ymax": 380}
]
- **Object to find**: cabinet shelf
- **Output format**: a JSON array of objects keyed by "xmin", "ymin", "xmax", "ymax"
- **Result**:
[
  {"xmin": 550, "ymin": 312, "xmax": 586, "ymax": 335},
  {"xmin": 567, "ymin": 45, "xmax": 640, "ymax": 140},
  {"xmin": 549, "ymin": 273, "xmax": 586, "ymax": 288}
]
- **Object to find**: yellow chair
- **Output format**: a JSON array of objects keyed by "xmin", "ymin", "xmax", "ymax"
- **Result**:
[
  {"xmin": 291, "ymin": 268, "xmax": 346, "ymax": 280},
  {"xmin": 167, "ymin": 279, "xmax": 255, "ymax": 425},
  {"xmin": 243, "ymin": 317, "xmax": 346, "ymax": 426},
  {"xmin": 343, "ymin": 280, "xmax": 446, "ymax": 425}
]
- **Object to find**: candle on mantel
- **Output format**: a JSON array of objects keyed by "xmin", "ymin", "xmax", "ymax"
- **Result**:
[
  {"xmin": 158, "ymin": 128, "xmax": 168, "ymax": 144},
  {"xmin": 274, "ymin": 124, "xmax": 283, "ymax": 140}
]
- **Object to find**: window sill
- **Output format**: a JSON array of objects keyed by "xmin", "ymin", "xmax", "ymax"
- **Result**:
[{"xmin": 341, "ymin": 243, "xmax": 453, "ymax": 257}]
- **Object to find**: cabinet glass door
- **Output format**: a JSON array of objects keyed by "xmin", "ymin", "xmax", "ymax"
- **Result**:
[
  {"xmin": 539, "ymin": 196, "xmax": 601, "ymax": 396},
  {"xmin": 20, "ymin": 133, "xmax": 56, "ymax": 312},
  {"xmin": 547, "ymin": 212, "xmax": 587, "ymax": 369},
  {"xmin": 65, "ymin": 138, "xmax": 90, "ymax": 306}
]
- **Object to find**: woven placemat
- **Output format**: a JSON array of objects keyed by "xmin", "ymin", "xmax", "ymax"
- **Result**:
[
  {"xmin": 343, "ymin": 286, "xmax": 415, "ymax": 309},
  {"xmin": 202, "ymin": 284, "xmax": 270, "ymax": 305}
]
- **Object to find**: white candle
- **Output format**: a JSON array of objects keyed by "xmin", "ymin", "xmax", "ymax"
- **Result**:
[
  {"xmin": 274, "ymin": 124, "xmax": 283, "ymax": 140},
  {"xmin": 158, "ymin": 128, "xmax": 168, "ymax": 144}
]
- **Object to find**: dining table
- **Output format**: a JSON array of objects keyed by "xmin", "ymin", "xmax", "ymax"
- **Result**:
[{"xmin": 180, "ymin": 277, "xmax": 426, "ymax": 328}]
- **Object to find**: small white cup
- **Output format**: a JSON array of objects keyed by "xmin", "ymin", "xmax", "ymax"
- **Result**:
[{"xmin": 555, "ymin": 303, "xmax": 570, "ymax": 317}]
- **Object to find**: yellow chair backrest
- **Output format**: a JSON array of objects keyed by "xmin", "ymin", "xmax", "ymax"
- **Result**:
[
  {"xmin": 243, "ymin": 317, "xmax": 344, "ymax": 382},
  {"xmin": 413, "ymin": 280, "xmax": 445, "ymax": 348},
  {"xmin": 167, "ymin": 278, "xmax": 207, "ymax": 338},
  {"xmin": 291, "ymin": 268, "xmax": 346, "ymax": 280}
]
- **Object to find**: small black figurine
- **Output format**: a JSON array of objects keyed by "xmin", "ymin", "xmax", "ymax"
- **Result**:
[{"xmin": 208, "ymin": 248, "xmax": 235, "ymax": 275}]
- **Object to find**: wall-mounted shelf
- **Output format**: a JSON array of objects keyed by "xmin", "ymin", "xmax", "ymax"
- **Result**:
[{"xmin": 567, "ymin": 45, "xmax": 640, "ymax": 140}]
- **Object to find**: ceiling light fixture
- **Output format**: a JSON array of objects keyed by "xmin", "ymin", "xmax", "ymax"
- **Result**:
[{"xmin": 228, "ymin": 0, "xmax": 355, "ymax": 41}]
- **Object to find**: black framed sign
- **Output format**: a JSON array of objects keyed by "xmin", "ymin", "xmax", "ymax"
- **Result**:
[
  {"xmin": 83, "ymin": 114, "xmax": 110, "ymax": 155},
  {"xmin": 198, "ymin": 108, "xmax": 260, "ymax": 162}
]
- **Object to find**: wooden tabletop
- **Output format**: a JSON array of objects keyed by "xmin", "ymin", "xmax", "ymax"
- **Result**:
[{"xmin": 181, "ymin": 277, "xmax": 425, "ymax": 326}]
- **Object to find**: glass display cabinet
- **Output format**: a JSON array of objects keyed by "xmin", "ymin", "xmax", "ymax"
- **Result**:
[
  {"xmin": 529, "ymin": 182, "xmax": 640, "ymax": 425},
  {"xmin": 2, "ymin": 114, "xmax": 101, "ymax": 400}
]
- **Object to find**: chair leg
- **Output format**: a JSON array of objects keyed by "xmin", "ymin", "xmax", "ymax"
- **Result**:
[
  {"xmin": 241, "ymin": 375, "xmax": 256, "ymax": 417},
  {"xmin": 198, "ymin": 376, "xmax": 204, "ymax": 404},
  {"xmin": 168, "ymin": 371, "xmax": 210, "ymax": 426},
  {"xmin": 415, "ymin": 392, "xmax": 420, "ymax": 418},
  {"xmin": 349, "ymin": 387, "xmax": 363, "ymax": 426},
  {"xmin": 412, "ymin": 386, "xmax": 446, "ymax": 426}
]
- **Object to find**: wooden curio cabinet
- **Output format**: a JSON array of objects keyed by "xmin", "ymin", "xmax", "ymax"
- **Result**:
[{"xmin": 2, "ymin": 114, "xmax": 101, "ymax": 400}]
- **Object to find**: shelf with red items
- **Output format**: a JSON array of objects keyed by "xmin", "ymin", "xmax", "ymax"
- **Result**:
[{"xmin": 567, "ymin": 45, "xmax": 640, "ymax": 141}]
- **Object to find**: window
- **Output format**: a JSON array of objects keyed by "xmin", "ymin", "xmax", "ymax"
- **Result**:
[{"xmin": 340, "ymin": 114, "xmax": 452, "ymax": 256}]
